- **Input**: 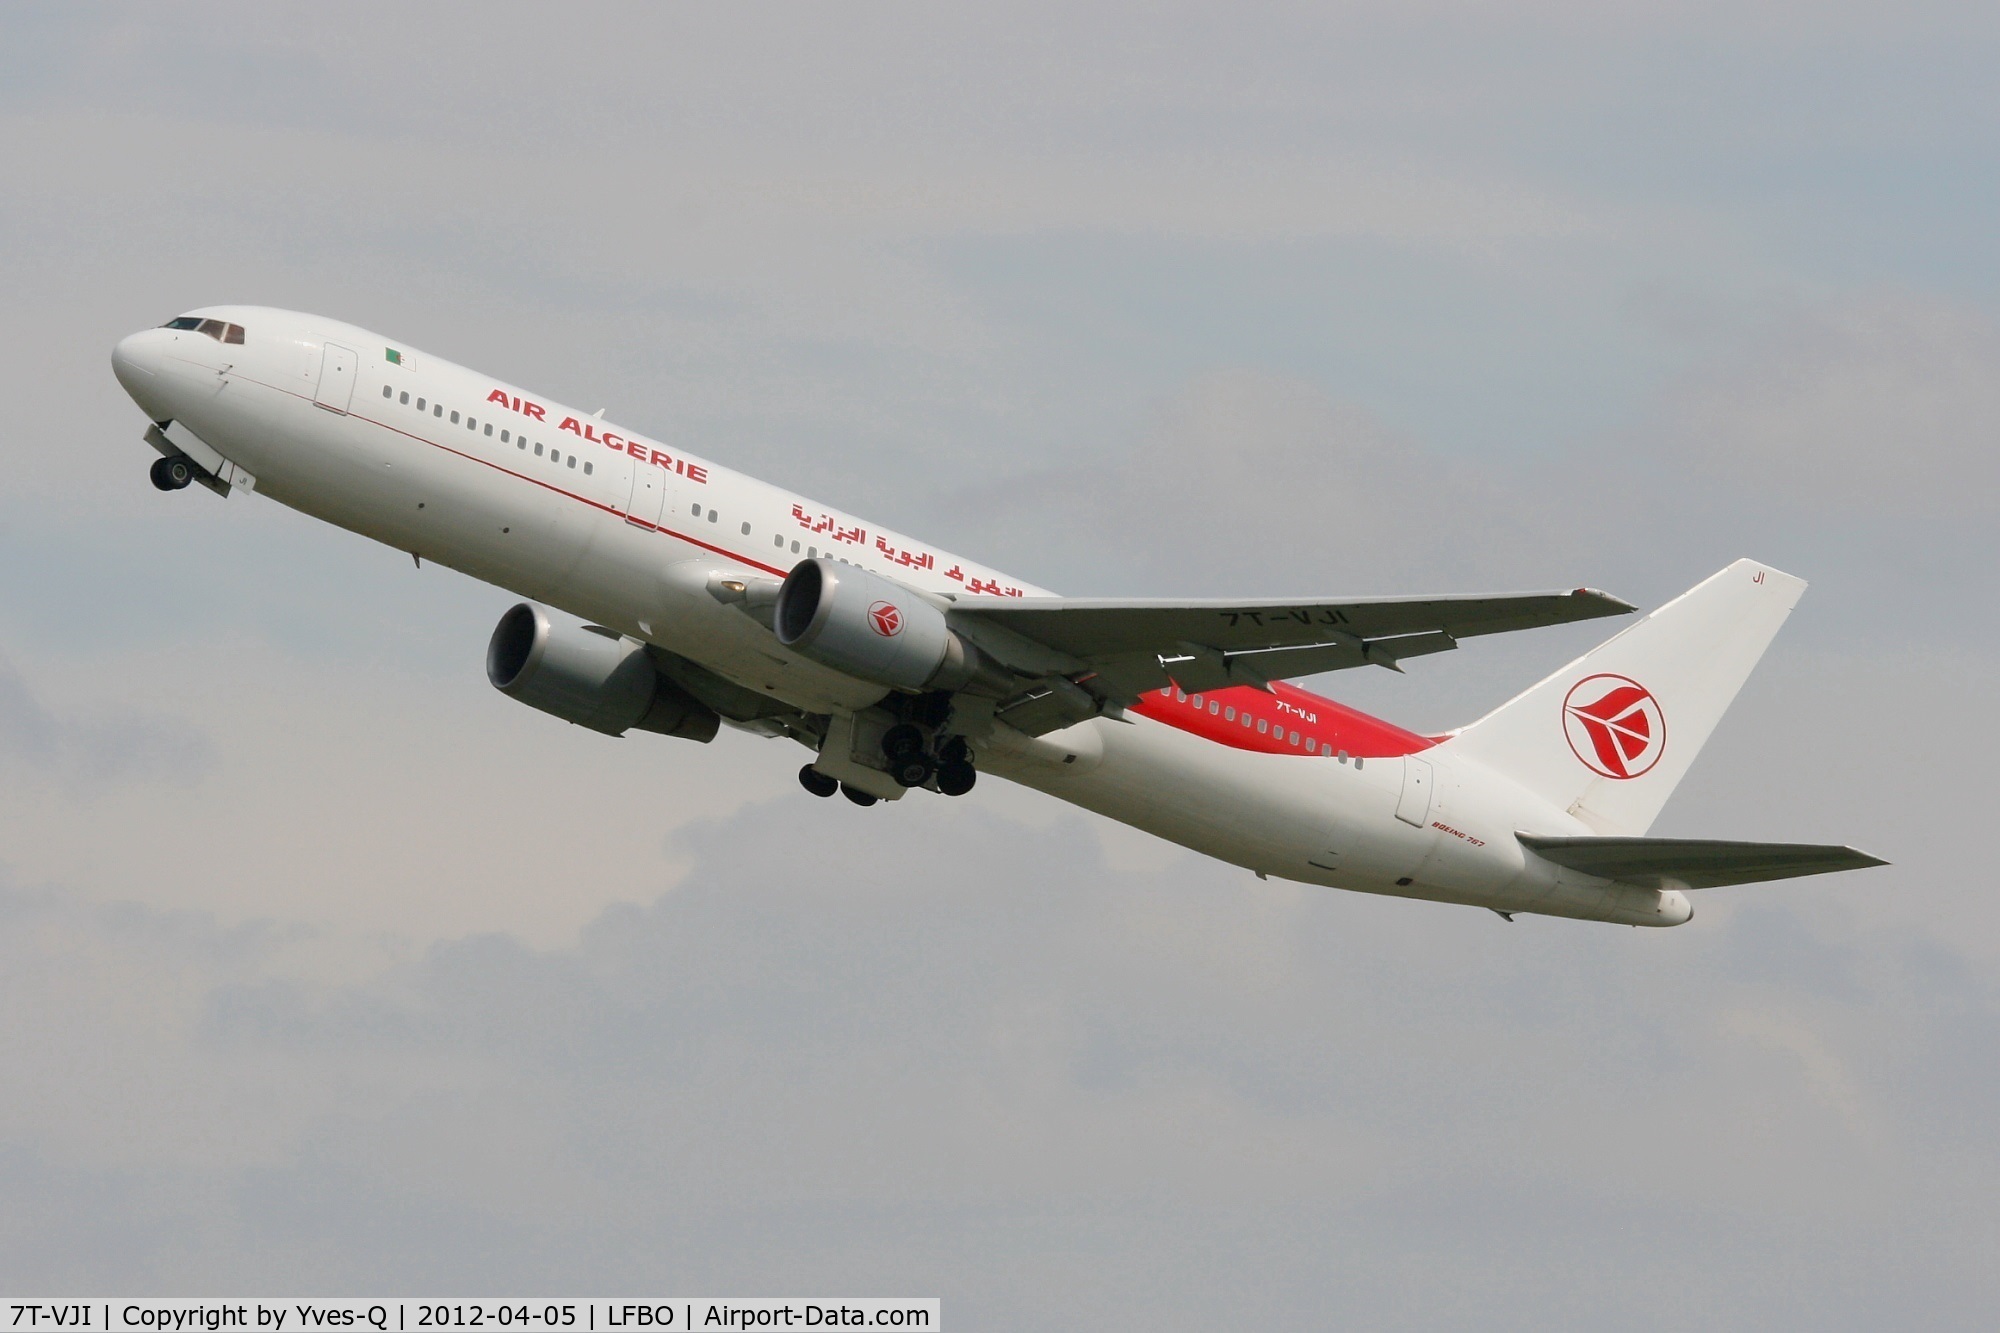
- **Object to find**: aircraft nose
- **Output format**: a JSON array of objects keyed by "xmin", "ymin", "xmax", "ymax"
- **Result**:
[{"xmin": 111, "ymin": 329, "xmax": 170, "ymax": 418}]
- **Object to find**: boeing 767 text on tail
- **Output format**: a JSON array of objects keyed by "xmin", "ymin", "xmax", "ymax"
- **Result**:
[{"xmin": 110, "ymin": 307, "xmax": 1884, "ymax": 927}]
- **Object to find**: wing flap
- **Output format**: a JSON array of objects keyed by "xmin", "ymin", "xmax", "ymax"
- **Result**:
[
  {"xmin": 1518, "ymin": 834, "xmax": 1888, "ymax": 889},
  {"xmin": 965, "ymin": 588, "xmax": 1632, "ymax": 659}
]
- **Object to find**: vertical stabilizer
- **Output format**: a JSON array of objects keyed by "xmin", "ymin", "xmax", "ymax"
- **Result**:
[{"xmin": 1440, "ymin": 559, "xmax": 1805, "ymax": 835}]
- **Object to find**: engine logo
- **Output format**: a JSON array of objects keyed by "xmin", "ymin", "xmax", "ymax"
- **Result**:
[
  {"xmin": 1562, "ymin": 674, "xmax": 1666, "ymax": 780},
  {"xmin": 867, "ymin": 600, "xmax": 903, "ymax": 637}
]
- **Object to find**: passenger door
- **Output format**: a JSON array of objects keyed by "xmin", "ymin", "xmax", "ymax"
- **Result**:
[{"xmin": 313, "ymin": 343, "xmax": 357, "ymax": 413}]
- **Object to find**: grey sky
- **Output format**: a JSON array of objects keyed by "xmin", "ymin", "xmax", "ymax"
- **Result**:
[{"xmin": 2, "ymin": 5, "xmax": 1995, "ymax": 1326}]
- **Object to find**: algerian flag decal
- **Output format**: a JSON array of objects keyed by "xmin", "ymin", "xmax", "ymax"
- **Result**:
[{"xmin": 385, "ymin": 348, "xmax": 405, "ymax": 365}]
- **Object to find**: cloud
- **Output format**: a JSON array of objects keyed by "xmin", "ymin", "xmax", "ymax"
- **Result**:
[
  {"xmin": 1662, "ymin": 291, "xmax": 2000, "ymax": 515},
  {"xmin": 0, "ymin": 656, "xmax": 211, "ymax": 789},
  {"xmin": 0, "ymin": 796, "xmax": 1995, "ymax": 1323}
]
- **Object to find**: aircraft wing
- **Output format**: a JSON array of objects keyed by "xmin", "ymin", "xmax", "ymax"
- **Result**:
[
  {"xmin": 954, "ymin": 586, "xmax": 1635, "ymax": 697},
  {"xmin": 1518, "ymin": 834, "xmax": 1888, "ymax": 889}
]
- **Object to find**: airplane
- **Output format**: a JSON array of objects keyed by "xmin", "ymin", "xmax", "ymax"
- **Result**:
[{"xmin": 109, "ymin": 306, "xmax": 1885, "ymax": 928}]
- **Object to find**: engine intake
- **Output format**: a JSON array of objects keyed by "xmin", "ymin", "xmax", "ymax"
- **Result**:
[
  {"xmin": 774, "ymin": 558, "xmax": 1012, "ymax": 694},
  {"xmin": 487, "ymin": 603, "xmax": 719, "ymax": 741}
]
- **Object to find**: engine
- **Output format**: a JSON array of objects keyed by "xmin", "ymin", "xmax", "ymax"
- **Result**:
[
  {"xmin": 486, "ymin": 603, "xmax": 720, "ymax": 741},
  {"xmin": 773, "ymin": 558, "xmax": 1012, "ymax": 694}
]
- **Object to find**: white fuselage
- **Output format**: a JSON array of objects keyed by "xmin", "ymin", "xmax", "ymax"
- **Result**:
[{"xmin": 111, "ymin": 306, "xmax": 1690, "ymax": 927}]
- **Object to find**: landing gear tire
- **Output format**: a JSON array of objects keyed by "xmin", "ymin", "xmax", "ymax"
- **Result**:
[
  {"xmin": 839, "ymin": 783, "xmax": 879, "ymax": 807},
  {"xmin": 798, "ymin": 765, "xmax": 839, "ymax": 798},
  {"xmin": 891, "ymin": 754, "xmax": 937, "ymax": 788},
  {"xmin": 936, "ymin": 761, "xmax": 977, "ymax": 797},
  {"xmin": 150, "ymin": 455, "xmax": 194, "ymax": 491},
  {"xmin": 938, "ymin": 735, "xmax": 971, "ymax": 767},
  {"xmin": 881, "ymin": 723, "xmax": 926, "ymax": 761}
]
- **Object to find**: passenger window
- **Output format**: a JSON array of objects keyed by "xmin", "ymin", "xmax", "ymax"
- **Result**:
[
  {"xmin": 416, "ymin": 398, "xmax": 426, "ymax": 410},
  {"xmin": 518, "ymin": 438, "xmax": 526, "ymax": 450},
  {"xmin": 400, "ymin": 392, "xmax": 410, "ymax": 405},
  {"xmin": 708, "ymin": 510, "xmax": 718, "ymax": 523},
  {"xmin": 534, "ymin": 444, "xmax": 543, "ymax": 456},
  {"xmin": 484, "ymin": 424, "xmax": 493, "ymax": 437},
  {"xmin": 1305, "ymin": 738, "xmax": 1317, "ymax": 753},
  {"xmin": 467, "ymin": 416, "xmax": 477, "ymax": 430},
  {"xmin": 451, "ymin": 411, "xmax": 460, "ymax": 424},
  {"xmin": 1289, "ymin": 731, "xmax": 1299, "ymax": 745},
  {"xmin": 774, "ymin": 535, "xmax": 784, "ymax": 548},
  {"xmin": 382, "ymin": 385, "xmax": 392, "ymax": 398},
  {"xmin": 1241, "ymin": 713, "xmax": 1252, "ymax": 727},
  {"xmin": 692, "ymin": 504, "xmax": 702, "ymax": 518},
  {"xmin": 567, "ymin": 456, "xmax": 576, "ymax": 468},
  {"xmin": 551, "ymin": 449, "xmax": 561, "ymax": 463},
  {"xmin": 501, "ymin": 430, "xmax": 510, "ymax": 443},
  {"xmin": 1209, "ymin": 701, "xmax": 1220, "ymax": 715},
  {"xmin": 791, "ymin": 541, "xmax": 801, "ymax": 553},
  {"xmin": 584, "ymin": 462, "xmax": 593, "ymax": 475},
  {"xmin": 1224, "ymin": 707, "xmax": 1235, "ymax": 721},
  {"xmin": 1257, "ymin": 719, "xmax": 1268, "ymax": 733},
  {"xmin": 741, "ymin": 522, "xmax": 751, "ymax": 536},
  {"xmin": 1175, "ymin": 690, "xmax": 1186, "ymax": 702},
  {"xmin": 1191, "ymin": 695, "xmax": 1202, "ymax": 708},
  {"xmin": 434, "ymin": 405, "xmax": 443, "ymax": 417}
]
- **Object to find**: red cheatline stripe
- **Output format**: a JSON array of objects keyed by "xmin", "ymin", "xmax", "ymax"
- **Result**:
[{"xmin": 233, "ymin": 368, "xmax": 794, "ymax": 578}]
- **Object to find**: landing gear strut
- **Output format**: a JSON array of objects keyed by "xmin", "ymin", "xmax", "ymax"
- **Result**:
[
  {"xmin": 879, "ymin": 725, "xmax": 975, "ymax": 795},
  {"xmin": 150, "ymin": 455, "xmax": 194, "ymax": 491},
  {"xmin": 935, "ymin": 735, "xmax": 976, "ymax": 796}
]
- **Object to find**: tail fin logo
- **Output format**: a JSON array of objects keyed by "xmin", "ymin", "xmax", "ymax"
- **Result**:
[{"xmin": 1563, "ymin": 674, "xmax": 1666, "ymax": 780}]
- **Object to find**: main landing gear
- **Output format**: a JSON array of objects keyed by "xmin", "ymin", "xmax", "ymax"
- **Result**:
[
  {"xmin": 795, "ymin": 766, "xmax": 885, "ymax": 806},
  {"xmin": 794, "ymin": 724, "xmax": 978, "ymax": 805},
  {"xmin": 884, "ymin": 724, "xmax": 976, "ymax": 795},
  {"xmin": 149, "ymin": 455, "xmax": 195, "ymax": 491}
]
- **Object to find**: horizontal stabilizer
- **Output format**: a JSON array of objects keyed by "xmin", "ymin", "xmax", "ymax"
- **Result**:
[{"xmin": 1518, "ymin": 833, "xmax": 1887, "ymax": 890}]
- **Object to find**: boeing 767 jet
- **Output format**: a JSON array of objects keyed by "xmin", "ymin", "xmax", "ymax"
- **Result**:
[{"xmin": 110, "ymin": 307, "xmax": 1884, "ymax": 926}]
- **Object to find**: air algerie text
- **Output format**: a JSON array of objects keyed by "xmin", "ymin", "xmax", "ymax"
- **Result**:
[{"xmin": 487, "ymin": 389, "xmax": 708, "ymax": 484}]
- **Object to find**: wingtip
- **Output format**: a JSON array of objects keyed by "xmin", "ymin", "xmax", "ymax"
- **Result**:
[{"xmin": 1573, "ymin": 587, "xmax": 1639, "ymax": 615}]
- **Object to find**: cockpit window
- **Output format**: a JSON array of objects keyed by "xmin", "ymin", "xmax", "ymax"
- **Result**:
[{"xmin": 160, "ymin": 316, "xmax": 246, "ymax": 343}]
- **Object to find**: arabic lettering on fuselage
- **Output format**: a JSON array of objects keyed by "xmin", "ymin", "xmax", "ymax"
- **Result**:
[{"xmin": 789, "ymin": 507, "xmax": 1026, "ymax": 597}]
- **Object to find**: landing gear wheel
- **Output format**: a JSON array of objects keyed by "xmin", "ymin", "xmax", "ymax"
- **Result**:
[
  {"xmin": 150, "ymin": 455, "xmax": 194, "ymax": 491},
  {"xmin": 938, "ymin": 735, "xmax": 971, "ymax": 767},
  {"xmin": 936, "ymin": 761, "xmax": 977, "ymax": 797},
  {"xmin": 839, "ymin": 783, "xmax": 879, "ymax": 807},
  {"xmin": 798, "ymin": 765, "xmax": 839, "ymax": 798},
  {"xmin": 881, "ymin": 723, "xmax": 926, "ymax": 761},
  {"xmin": 891, "ymin": 754, "xmax": 937, "ymax": 788}
]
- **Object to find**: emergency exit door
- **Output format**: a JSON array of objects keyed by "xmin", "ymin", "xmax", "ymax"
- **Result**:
[{"xmin": 1396, "ymin": 757, "xmax": 1434, "ymax": 828}]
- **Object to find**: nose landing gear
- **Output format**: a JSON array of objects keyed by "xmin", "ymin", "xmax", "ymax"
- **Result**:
[{"xmin": 149, "ymin": 455, "xmax": 194, "ymax": 491}]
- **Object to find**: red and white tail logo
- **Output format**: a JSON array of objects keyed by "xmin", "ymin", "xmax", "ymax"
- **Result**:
[
  {"xmin": 867, "ymin": 600, "xmax": 903, "ymax": 637},
  {"xmin": 1562, "ymin": 674, "xmax": 1666, "ymax": 779}
]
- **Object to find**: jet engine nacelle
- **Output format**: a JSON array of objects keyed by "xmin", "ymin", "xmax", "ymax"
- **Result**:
[
  {"xmin": 774, "ymin": 558, "xmax": 1011, "ymax": 694},
  {"xmin": 487, "ymin": 603, "xmax": 720, "ymax": 741}
]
